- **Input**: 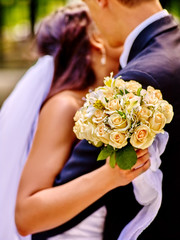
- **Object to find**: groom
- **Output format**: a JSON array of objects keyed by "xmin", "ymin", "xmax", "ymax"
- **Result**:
[
  {"xmin": 80, "ymin": 0, "xmax": 180, "ymax": 239},
  {"xmin": 34, "ymin": 0, "xmax": 180, "ymax": 239}
]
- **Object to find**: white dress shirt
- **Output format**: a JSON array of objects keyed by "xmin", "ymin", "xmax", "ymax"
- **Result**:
[{"xmin": 120, "ymin": 10, "xmax": 169, "ymax": 68}]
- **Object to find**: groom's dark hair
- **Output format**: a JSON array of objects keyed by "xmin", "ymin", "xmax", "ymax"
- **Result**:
[{"xmin": 117, "ymin": 0, "xmax": 156, "ymax": 7}]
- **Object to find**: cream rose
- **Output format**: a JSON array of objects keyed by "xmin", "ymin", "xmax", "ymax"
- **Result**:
[
  {"xmin": 73, "ymin": 110, "xmax": 81, "ymax": 122},
  {"xmin": 126, "ymin": 80, "xmax": 142, "ymax": 93},
  {"xmin": 130, "ymin": 125, "xmax": 155, "ymax": 149},
  {"xmin": 74, "ymin": 107, "xmax": 87, "ymax": 121},
  {"xmin": 147, "ymin": 86, "xmax": 163, "ymax": 100},
  {"xmin": 126, "ymin": 92, "xmax": 136, "ymax": 100},
  {"xmin": 138, "ymin": 106, "xmax": 152, "ymax": 121},
  {"xmin": 158, "ymin": 100, "xmax": 174, "ymax": 123},
  {"xmin": 108, "ymin": 113, "xmax": 128, "ymax": 130},
  {"xmin": 149, "ymin": 111, "xmax": 166, "ymax": 133},
  {"xmin": 73, "ymin": 121, "xmax": 90, "ymax": 138},
  {"xmin": 154, "ymin": 90, "xmax": 162, "ymax": 100},
  {"xmin": 140, "ymin": 89, "xmax": 147, "ymax": 98},
  {"xmin": 95, "ymin": 123, "xmax": 110, "ymax": 144},
  {"xmin": 74, "ymin": 121, "xmax": 101, "ymax": 146},
  {"xmin": 107, "ymin": 99, "xmax": 121, "ymax": 112},
  {"xmin": 73, "ymin": 121, "xmax": 87, "ymax": 140},
  {"xmin": 143, "ymin": 92, "xmax": 158, "ymax": 105},
  {"xmin": 115, "ymin": 78, "xmax": 125, "ymax": 89},
  {"xmin": 86, "ymin": 122, "xmax": 98, "ymax": 140},
  {"xmin": 102, "ymin": 88, "xmax": 114, "ymax": 99},
  {"xmin": 147, "ymin": 86, "xmax": 155, "ymax": 93},
  {"xmin": 109, "ymin": 130, "xmax": 127, "ymax": 149},
  {"xmin": 85, "ymin": 122, "xmax": 102, "ymax": 146},
  {"xmin": 92, "ymin": 109, "xmax": 107, "ymax": 124}
]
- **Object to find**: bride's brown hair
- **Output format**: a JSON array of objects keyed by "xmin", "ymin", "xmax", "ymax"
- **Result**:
[{"xmin": 36, "ymin": 2, "xmax": 96, "ymax": 104}]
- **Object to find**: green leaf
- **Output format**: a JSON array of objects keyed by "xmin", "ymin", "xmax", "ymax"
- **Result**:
[
  {"xmin": 125, "ymin": 89, "xmax": 129, "ymax": 94},
  {"xmin": 105, "ymin": 97, "xmax": 109, "ymax": 103},
  {"xmin": 137, "ymin": 87, "xmax": 142, "ymax": 96},
  {"xmin": 116, "ymin": 143, "xmax": 137, "ymax": 170},
  {"xmin": 119, "ymin": 90, "xmax": 124, "ymax": 96},
  {"xmin": 116, "ymin": 110, "xmax": 126, "ymax": 119},
  {"xmin": 97, "ymin": 145, "xmax": 114, "ymax": 161},
  {"xmin": 110, "ymin": 151, "xmax": 116, "ymax": 168}
]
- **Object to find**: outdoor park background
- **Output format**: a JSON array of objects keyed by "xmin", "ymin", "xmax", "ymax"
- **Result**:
[{"xmin": 0, "ymin": 0, "xmax": 179, "ymax": 107}]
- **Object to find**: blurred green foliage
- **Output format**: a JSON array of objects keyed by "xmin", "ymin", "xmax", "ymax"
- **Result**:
[
  {"xmin": 0, "ymin": 0, "xmax": 179, "ymax": 41},
  {"xmin": 0, "ymin": 0, "xmax": 179, "ymax": 67},
  {"xmin": 0, "ymin": 0, "xmax": 67, "ymax": 39},
  {"xmin": 0, "ymin": 0, "xmax": 69, "ymax": 68},
  {"xmin": 0, "ymin": 0, "xmax": 179, "ymax": 106}
]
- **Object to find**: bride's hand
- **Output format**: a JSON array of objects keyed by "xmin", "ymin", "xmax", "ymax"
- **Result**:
[{"xmin": 104, "ymin": 148, "xmax": 150, "ymax": 189}]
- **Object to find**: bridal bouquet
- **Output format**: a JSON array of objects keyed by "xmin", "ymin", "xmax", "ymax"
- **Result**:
[{"xmin": 73, "ymin": 73, "xmax": 174, "ymax": 169}]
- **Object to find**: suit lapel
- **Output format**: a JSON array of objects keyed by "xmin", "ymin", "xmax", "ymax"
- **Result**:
[{"xmin": 128, "ymin": 15, "xmax": 178, "ymax": 63}]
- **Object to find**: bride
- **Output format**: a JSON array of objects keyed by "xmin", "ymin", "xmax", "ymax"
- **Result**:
[{"xmin": 0, "ymin": 2, "xmax": 150, "ymax": 240}]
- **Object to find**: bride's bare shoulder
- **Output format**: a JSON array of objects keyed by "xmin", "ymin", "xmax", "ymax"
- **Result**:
[
  {"xmin": 50, "ymin": 90, "xmax": 84, "ymax": 109},
  {"xmin": 41, "ymin": 90, "xmax": 85, "ymax": 122}
]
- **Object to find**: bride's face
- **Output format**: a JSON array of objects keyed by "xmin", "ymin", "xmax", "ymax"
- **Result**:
[
  {"xmin": 89, "ymin": 33, "xmax": 123, "ymax": 86},
  {"xmin": 104, "ymin": 39, "xmax": 124, "ymax": 75},
  {"xmin": 88, "ymin": 24, "xmax": 123, "ymax": 79}
]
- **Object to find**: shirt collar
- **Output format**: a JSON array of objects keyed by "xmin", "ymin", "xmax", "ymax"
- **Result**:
[{"xmin": 120, "ymin": 10, "xmax": 169, "ymax": 68}]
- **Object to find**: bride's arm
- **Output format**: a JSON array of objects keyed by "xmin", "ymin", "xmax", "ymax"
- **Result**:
[{"xmin": 15, "ymin": 93, "xmax": 150, "ymax": 236}]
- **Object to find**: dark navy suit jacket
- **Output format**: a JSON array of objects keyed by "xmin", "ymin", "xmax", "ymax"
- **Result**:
[{"xmin": 33, "ymin": 15, "xmax": 180, "ymax": 240}]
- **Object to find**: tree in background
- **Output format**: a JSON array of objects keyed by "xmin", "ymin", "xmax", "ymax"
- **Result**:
[
  {"xmin": 0, "ymin": 3, "xmax": 3, "ymax": 38},
  {"xmin": 160, "ymin": 0, "xmax": 169, "ymax": 8},
  {"xmin": 0, "ymin": 2, "xmax": 4, "ymax": 60},
  {"xmin": 29, "ymin": 0, "xmax": 66, "ymax": 37},
  {"xmin": 29, "ymin": 0, "xmax": 38, "ymax": 37}
]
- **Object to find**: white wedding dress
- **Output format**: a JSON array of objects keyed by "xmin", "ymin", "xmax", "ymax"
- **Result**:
[{"xmin": 48, "ymin": 206, "xmax": 107, "ymax": 240}]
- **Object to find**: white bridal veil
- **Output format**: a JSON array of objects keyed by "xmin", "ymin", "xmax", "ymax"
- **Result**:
[{"xmin": 0, "ymin": 55, "xmax": 54, "ymax": 240}]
